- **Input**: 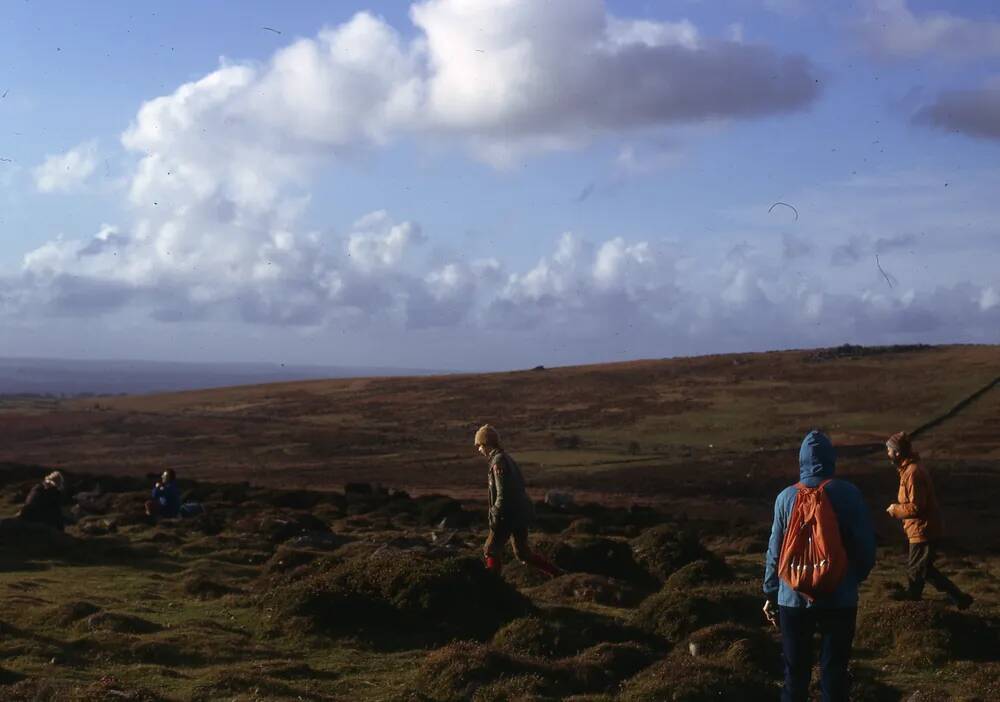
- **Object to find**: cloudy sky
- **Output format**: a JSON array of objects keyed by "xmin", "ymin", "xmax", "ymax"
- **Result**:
[{"xmin": 1, "ymin": 0, "xmax": 998, "ymax": 371}]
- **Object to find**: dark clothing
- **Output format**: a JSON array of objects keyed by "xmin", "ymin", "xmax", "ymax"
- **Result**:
[
  {"xmin": 779, "ymin": 606, "xmax": 857, "ymax": 702},
  {"xmin": 483, "ymin": 520, "xmax": 560, "ymax": 577},
  {"xmin": 150, "ymin": 482, "xmax": 181, "ymax": 518},
  {"xmin": 764, "ymin": 431, "xmax": 877, "ymax": 608},
  {"xmin": 484, "ymin": 521, "xmax": 532, "ymax": 562},
  {"xmin": 483, "ymin": 451, "xmax": 558, "ymax": 578},
  {"xmin": 19, "ymin": 483, "xmax": 64, "ymax": 531},
  {"xmin": 487, "ymin": 449, "xmax": 532, "ymax": 530},
  {"xmin": 907, "ymin": 542, "xmax": 965, "ymax": 602}
]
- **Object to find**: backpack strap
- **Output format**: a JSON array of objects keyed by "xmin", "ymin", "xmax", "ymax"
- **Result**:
[{"xmin": 794, "ymin": 479, "xmax": 834, "ymax": 491}]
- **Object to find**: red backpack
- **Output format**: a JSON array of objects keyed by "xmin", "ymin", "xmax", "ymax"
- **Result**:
[{"xmin": 777, "ymin": 479, "xmax": 848, "ymax": 601}]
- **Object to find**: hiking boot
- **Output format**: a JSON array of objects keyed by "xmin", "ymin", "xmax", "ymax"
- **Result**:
[{"xmin": 952, "ymin": 592, "xmax": 974, "ymax": 610}]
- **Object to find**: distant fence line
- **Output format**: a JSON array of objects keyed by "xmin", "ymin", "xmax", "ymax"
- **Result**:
[{"xmin": 910, "ymin": 374, "xmax": 1000, "ymax": 440}]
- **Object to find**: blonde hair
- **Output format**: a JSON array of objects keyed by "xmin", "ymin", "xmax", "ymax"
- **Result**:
[{"xmin": 44, "ymin": 471, "xmax": 65, "ymax": 492}]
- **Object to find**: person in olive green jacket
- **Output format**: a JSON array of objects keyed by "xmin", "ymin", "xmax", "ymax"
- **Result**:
[
  {"xmin": 885, "ymin": 432, "xmax": 972, "ymax": 609},
  {"xmin": 476, "ymin": 424, "xmax": 562, "ymax": 578}
]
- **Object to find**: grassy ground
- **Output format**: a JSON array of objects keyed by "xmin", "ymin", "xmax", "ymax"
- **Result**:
[
  {"xmin": 0, "ymin": 469, "xmax": 997, "ymax": 701},
  {"xmin": 1, "ymin": 344, "xmax": 999, "ymax": 699},
  {"xmin": 2, "ymin": 345, "xmax": 998, "ymax": 494}
]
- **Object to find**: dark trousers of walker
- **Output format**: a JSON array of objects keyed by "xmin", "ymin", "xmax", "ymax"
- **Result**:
[
  {"xmin": 907, "ymin": 541, "xmax": 964, "ymax": 601},
  {"xmin": 778, "ymin": 606, "xmax": 856, "ymax": 702}
]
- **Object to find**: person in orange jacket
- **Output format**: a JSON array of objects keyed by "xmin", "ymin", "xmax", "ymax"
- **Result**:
[{"xmin": 885, "ymin": 432, "xmax": 973, "ymax": 609}]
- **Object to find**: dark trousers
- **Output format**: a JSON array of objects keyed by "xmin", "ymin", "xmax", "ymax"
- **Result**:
[
  {"xmin": 483, "ymin": 522, "xmax": 560, "ymax": 577},
  {"xmin": 907, "ymin": 542, "xmax": 964, "ymax": 601},
  {"xmin": 483, "ymin": 523, "xmax": 532, "ymax": 561},
  {"xmin": 779, "ymin": 606, "xmax": 856, "ymax": 702}
]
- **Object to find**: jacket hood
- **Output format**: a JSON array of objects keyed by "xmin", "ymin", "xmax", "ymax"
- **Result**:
[{"xmin": 799, "ymin": 430, "xmax": 836, "ymax": 481}]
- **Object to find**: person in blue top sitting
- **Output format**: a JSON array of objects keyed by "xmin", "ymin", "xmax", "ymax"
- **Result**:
[
  {"xmin": 145, "ymin": 469, "xmax": 181, "ymax": 520},
  {"xmin": 763, "ymin": 430, "xmax": 877, "ymax": 702}
]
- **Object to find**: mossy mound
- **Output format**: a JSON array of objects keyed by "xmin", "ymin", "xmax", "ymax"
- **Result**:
[
  {"xmin": 568, "ymin": 641, "xmax": 657, "ymax": 692},
  {"xmin": 662, "ymin": 558, "xmax": 734, "ymax": 590},
  {"xmin": 856, "ymin": 600, "xmax": 997, "ymax": 666},
  {"xmin": 415, "ymin": 641, "xmax": 565, "ymax": 702},
  {"xmin": 630, "ymin": 524, "xmax": 714, "ymax": 583},
  {"xmin": 262, "ymin": 545, "xmax": 327, "ymax": 578},
  {"xmin": 618, "ymin": 652, "xmax": 774, "ymax": 701},
  {"xmin": 469, "ymin": 673, "xmax": 555, "ymax": 702},
  {"xmin": 73, "ymin": 675, "xmax": 165, "ymax": 702},
  {"xmin": 52, "ymin": 600, "xmax": 102, "ymax": 626},
  {"xmin": 189, "ymin": 670, "xmax": 314, "ymax": 702},
  {"xmin": 0, "ymin": 518, "xmax": 77, "ymax": 559},
  {"xmin": 533, "ymin": 535, "xmax": 650, "ymax": 584},
  {"xmin": 527, "ymin": 572, "xmax": 644, "ymax": 607},
  {"xmin": 180, "ymin": 572, "xmax": 240, "ymax": 600},
  {"xmin": 82, "ymin": 612, "xmax": 162, "ymax": 635},
  {"xmin": 231, "ymin": 510, "xmax": 329, "ymax": 544},
  {"xmin": 562, "ymin": 518, "xmax": 600, "ymax": 535},
  {"xmin": 492, "ymin": 609, "xmax": 647, "ymax": 660},
  {"xmin": 267, "ymin": 552, "xmax": 531, "ymax": 645},
  {"xmin": 631, "ymin": 583, "xmax": 760, "ymax": 642},
  {"xmin": 686, "ymin": 623, "xmax": 779, "ymax": 674}
]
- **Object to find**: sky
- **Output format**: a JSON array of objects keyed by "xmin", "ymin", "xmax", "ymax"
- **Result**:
[{"xmin": 1, "ymin": 0, "xmax": 999, "ymax": 371}]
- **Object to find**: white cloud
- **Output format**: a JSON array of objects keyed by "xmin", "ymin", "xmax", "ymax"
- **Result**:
[
  {"xmin": 6, "ymin": 3, "xmax": 999, "ymax": 365},
  {"xmin": 981, "ymin": 287, "xmax": 999, "ymax": 312},
  {"xmin": 33, "ymin": 140, "xmax": 98, "ymax": 193},
  {"xmin": 4, "ymin": 1, "xmax": 818, "ymax": 327},
  {"xmin": 413, "ymin": 0, "xmax": 818, "ymax": 159},
  {"xmin": 858, "ymin": 0, "xmax": 1000, "ymax": 59},
  {"xmin": 346, "ymin": 210, "xmax": 426, "ymax": 272}
]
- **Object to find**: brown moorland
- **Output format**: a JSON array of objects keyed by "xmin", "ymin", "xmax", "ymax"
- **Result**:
[{"xmin": 0, "ymin": 343, "xmax": 997, "ymax": 700}]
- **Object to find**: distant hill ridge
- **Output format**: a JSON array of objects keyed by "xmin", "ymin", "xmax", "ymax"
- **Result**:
[{"xmin": 0, "ymin": 357, "xmax": 448, "ymax": 396}]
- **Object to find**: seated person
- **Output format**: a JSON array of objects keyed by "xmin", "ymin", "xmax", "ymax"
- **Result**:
[
  {"xmin": 145, "ymin": 469, "xmax": 181, "ymax": 519},
  {"xmin": 18, "ymin": 471, "xmax": 67, "ymax": 531}
]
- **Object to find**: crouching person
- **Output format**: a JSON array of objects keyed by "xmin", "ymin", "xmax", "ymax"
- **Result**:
[
  {"xmin": 475, "ymin": 424, "xmax": 562, "ymax": 578},
  {"xmin": 18, "ymin": 471, "xmax": 67, "ymax": 532},
  {"xmin": 145, "ymin": 469, "xmax": 181, "ymax": 520},
  {"xmin": 763, "ymin": 430, "xmax": 876, "ymax": 702}
]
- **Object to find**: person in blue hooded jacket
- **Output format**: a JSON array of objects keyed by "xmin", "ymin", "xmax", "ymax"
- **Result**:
[
  {"xmin": 145, "ymin": 469, "xmax": 181, "ymax": 520},
  {"xmin": 763, "ymin": 430, "xmax": 876, "ymax": 702}
]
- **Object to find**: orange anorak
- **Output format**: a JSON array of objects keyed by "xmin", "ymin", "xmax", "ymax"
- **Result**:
[{"xmin": 888, "ymin": 458, "xmax": 943, "ymax": 543}]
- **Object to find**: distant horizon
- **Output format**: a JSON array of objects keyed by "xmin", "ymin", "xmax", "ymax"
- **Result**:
[
  {"xmin": 0, "ymin": 354, "xmax": 447, "ymax": 373},
  {"xmin": 3, "ymin": 339, "xmax": 993, "ymax": 379}
]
